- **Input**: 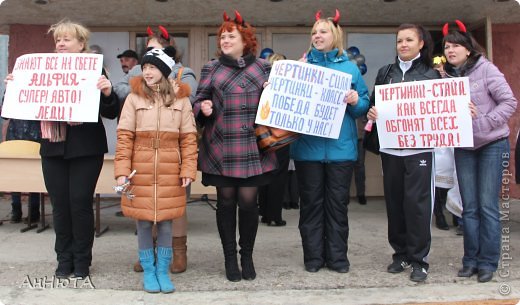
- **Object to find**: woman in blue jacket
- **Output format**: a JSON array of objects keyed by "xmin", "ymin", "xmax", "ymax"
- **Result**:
[{"xmin": 291, "ymin": 10, "xmax": 369, "ymax": 273}]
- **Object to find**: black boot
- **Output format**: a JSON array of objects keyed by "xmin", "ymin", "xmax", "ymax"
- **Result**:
[
  {"xmin": 216, "ymin": 205, "xmax": 241, "ymax": 282},
  {"xmin": 435, "ymin": 213, "xmax": 449, "ymax": 230},
  {"xmin": 29, "ymin": 193, "xmax": 41, "ymax": 221},
  {"xmin": 434, "ymin": 188, "xmax": 449, "ymax": 230},
  {"xmin": 10, "ymin": 193, "xmax": 22, "ymax": 223},
  {"xmin": 239, "ymin": 209, "xmax": 259, "ymax": 280},
  {"xmin": 24, "ymin": 193, "xmax": 41, "ymax": 224}
]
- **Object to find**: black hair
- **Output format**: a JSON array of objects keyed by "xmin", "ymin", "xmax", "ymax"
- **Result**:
[
  {"xmin": 397, "ymin": 24, "xmax": 434, "ymax": 67},
  {"xmin": 442, "ymin": 30, "xmax": 485, "ymax": 76}
]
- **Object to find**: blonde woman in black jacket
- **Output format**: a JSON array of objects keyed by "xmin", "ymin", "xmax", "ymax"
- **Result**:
[{"xmin": 2, "ymin": 20, "xmax": 119, "ymax": 279}]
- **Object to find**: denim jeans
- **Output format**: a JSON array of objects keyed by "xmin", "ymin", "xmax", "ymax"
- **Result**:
[{"xmin": 455, "ymin": 138, "xmax": 509, "ymax": 271}]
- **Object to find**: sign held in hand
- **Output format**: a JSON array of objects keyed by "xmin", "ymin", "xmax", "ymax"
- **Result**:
[
  {"xmin": 1, "ymin": 53, "xmax": 103, "ymax": 123},
  {"xmin": 255, "ymin": 60, "xmax": 352, "ymax": 139},
  {"xmin": 375, "ymin": 77, "xmax": 473, "ymax": 149}
]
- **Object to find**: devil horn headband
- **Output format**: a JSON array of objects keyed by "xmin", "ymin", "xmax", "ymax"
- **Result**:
[
  {"xmin": 315, "ymin": 10, "xmax": 322, "ymax": 21},
  {"xmin": 442, "ymin": 19, "xmax": 467, "ymax": 36},
  {"xmin": 332, "ymin": 9, "xmax": 340, "ymax": 25},
  {"xmin": 315, "ymin": 9, "xmax": 340, "ymax": 26},
  {"xmin": 222, "ymin": 10, "xmax": 245, "ymax": 26},
  {"xmin": 223, "ymin": 11, "xmax": 231, "ymax": 22},
  {"xmin": 146, "ymin": 26, "xmax": 170, "ymax": 41},
  {"xmin": 158, "ymin": 25, "xmax": 169, "ymax": 40},
  {"xmin": 455, "ymin": 20, "xmax": 467, "ymax": 33}
]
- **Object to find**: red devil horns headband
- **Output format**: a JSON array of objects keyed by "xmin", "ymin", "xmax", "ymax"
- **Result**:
[
  {"xmin": 442, "ymin": 19, "xmax": 467, "ymax": 37},
  {"xmin": 223, "ymin": 10, "xmax": 245, "ymax": 26},
  {"xmin": 146, "ymin": 26, "xmax": 170, "ymax": 40},
  {"xmin": 315, "ymin": 9, "xmax": 340, "ymax": 26}
]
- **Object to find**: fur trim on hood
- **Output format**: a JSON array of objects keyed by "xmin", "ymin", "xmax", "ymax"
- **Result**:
[{"xmin": 129, "ymin": 76, "xmax": 191, "ymax": 99}]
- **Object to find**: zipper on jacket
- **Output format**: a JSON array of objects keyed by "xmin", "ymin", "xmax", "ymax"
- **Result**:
[{"xmin": 153, "ymin": 99, "xmax": 161, "ymax": 224}]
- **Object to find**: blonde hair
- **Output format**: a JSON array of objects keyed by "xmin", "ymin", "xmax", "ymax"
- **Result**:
[
  {"xmin": 309, "ymin": 19, "xmax": 344, "ymax": 56},
  {"xmin": 47, "ymin": 19, "xmax": 90, "ymax": 53},
  {"xmin": 267, "ymin": 53, "xmax": 286, "ymax": 64}
]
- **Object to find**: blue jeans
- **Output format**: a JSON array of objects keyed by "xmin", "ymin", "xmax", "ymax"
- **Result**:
[{"xmin": 455, "ymin": 139, "xmax": 508, "ymax": 271}]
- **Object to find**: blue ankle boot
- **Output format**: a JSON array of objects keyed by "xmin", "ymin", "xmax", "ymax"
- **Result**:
[
  {"xmin": 156, "ymin": 247, "xmax": 175, "ymax": 293},
  {"xmin": 138, "ymin": 249, "xmax": 160, "ymax": 293}
]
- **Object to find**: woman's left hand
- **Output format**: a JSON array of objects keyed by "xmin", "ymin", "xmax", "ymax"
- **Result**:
[
  {"xmin": 343, "ymin": 89, "xmax": 358, "ymax": 106},
  {"xmin": 97, "ymin": 75, "xmax": 112, "ymax": 97},
  {"xmin": 181, "ymin": 177, "xmax": 193, "ymax": 188}
]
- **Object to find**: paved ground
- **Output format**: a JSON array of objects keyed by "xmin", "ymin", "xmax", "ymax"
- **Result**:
[{"xmin": 0, "ymin": 194, "xmax": 518, "ymax": 305}]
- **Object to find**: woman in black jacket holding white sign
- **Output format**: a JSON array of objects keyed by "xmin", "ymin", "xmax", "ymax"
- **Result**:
[
  {"xmin": 366, "ymin": 23, "xmax": 440, "ymax": 282},
  {"xmin": 42, "ymin": 20, "xmax": 118, "ymax": 279},
  {"xmin": 5, "ymin": 20, "xmax": 119, "ymax": 279}
]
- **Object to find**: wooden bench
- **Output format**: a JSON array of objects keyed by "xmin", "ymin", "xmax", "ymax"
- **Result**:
[
  {"xmin": 0, "ymin": 140, "xmax": 218, "ymax": 235},
  {"xmin": 0, "ymin": 140, "xmax": 114, "ymax": 236}
]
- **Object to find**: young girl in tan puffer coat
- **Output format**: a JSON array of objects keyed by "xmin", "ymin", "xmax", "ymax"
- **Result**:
[{"xmin": 114, "ymin": 47, "xmax": 197, "ymax": 293}]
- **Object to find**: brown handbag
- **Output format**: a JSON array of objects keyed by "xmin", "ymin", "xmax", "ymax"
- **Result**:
[{"xmin": 255, "ymin": 124, "xmax": 300, "ymax": 153}]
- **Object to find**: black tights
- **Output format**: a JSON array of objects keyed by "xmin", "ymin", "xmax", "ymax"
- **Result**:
[{"xmin": 216, "ymin": 186, "xmax": 258, "ymax": 212}]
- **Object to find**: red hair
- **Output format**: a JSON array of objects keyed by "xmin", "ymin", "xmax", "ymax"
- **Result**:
[{"xmin": 216, "ymin": 21, "xmax": 257, "ymax": 57}]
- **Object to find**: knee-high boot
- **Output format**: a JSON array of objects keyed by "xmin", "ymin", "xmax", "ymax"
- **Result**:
[
  {"xmin": 170, "ymin": 236, "xmax": 187, "ymax": 273},
  {"xmin": 216, "ymin": 205, "xmax": 241, "ymax": 282},
  {"xmin": 239, "ymin": 208, "xmax": 259, "ymax": 280},
  {"xmin": 138, "ymin": 249, "xmax": 160, "ymax": 293}
]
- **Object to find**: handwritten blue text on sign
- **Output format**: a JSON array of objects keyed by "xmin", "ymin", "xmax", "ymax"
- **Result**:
[{"xmin": 255, "ymin": 60, "xmax": 352, "ymax": 139}]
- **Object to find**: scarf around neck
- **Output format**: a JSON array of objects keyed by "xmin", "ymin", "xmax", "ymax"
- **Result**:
[{"xmin": 219, "ymin": 53, "xmax": 256, "ymax": 68}]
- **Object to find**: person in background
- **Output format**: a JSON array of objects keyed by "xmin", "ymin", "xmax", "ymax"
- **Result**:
[
  {"xmin": 258, "ymin": 53, "xmax": 289, "ymax": 227},
  {"xmin": 117, "ymin": 49, "xmax": 139, "ymax": 74},
  {"xmin": 291, "ymin": 9, "xmax": 369, "ymax": 274},
  {"xmin": 7, "ymin": 121, "xmax": 41, "ymax": 224},
  {"xmin": 193, "ymin": 11, "xmax": 277, "ymax": 282},
  {"xmin": 433, "ymin": 54, "xmax": 464, "ymax": 233},
  {"xmin": 115, "ymin": 47, "xmax": 197, "ymax": 293},
  {"xmin": 352, "ymin": 117, "xmax": 367, "ymax": 205},
  {"xmin": 90, "ymin": 44, "xmax": 130, "ymax": 217},
  {"xmin": 113, "ymin": 48, "xmax": 138, "ymax": 112},
  {"xmin": 113, "ymin": 49, "xmax": 137, "ymax": 219},
  {"xmin": 259, "ymin": 47, "xmax": 274, "ymax": 60},
  {"xmin": 433, "ymin": 147, "xmax": 454, "ymax": 230},
  {"xmin": 89, "ymin": 44, "xmax": 111, "ymax": 78},
  {"xmin": 442, "ymin": 20, "xmax": 517, "ymax": 283},
  {"xmin": 283, "ymin": 159, "xmax": 300, "ymax": 210},
  {"xmin": 3, "ymin": 19, "xmax": 120, "ymax": 279},
  {"xmin": 367, "ymin": 23, "xmax": 440, "ymax": 282},
  {"xmin": 432, "ymin": 54, "xmax": 447, "ymax": 78},
  {"xmin": 113, "ymin": 27, "xmax": 197, "ymax": 107},
  {"xmin": 0, "ymin": 97, "xmax": 41, "ymax": 224},
  {"xmin": 432, "ymin": 55, "xmax": 451, "ymax": 230}
]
